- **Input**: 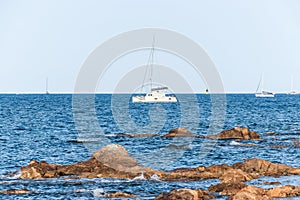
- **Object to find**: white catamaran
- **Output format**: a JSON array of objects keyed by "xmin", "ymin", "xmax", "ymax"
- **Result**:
[
  {"xmin": 132, "ymin": 38, "xmax": 178, "ymax": 103},
  {"xmin": 255, "ymin": 75, "xmax": 275, "ymax": 98}
]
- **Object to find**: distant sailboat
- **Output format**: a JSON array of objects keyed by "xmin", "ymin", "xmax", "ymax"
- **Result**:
[
  {"xmin": 46, "ymin": 78, "xmax": 49, "ymax": 94},
  {"xmin": 287, "ymin": 75, "xmax": 297, "ymax": 95},
  {"xmin": 255, "ymin": 75, "xmax": 275, "ymax": 98}
]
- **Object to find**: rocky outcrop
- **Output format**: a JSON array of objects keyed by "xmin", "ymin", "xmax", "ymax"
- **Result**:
[
  {"xmin": 229, "ymin": 186, "xmax": 272, "ymax": 200},
  {"xmin": 162, "ymin": 128, "xmax": 194, "ymax": 138},
  {"xmin": 162, "ymin": 158, "xmax": 295, "ymax": 182},
  {"xmin": 219, "ymin": 169, "xmax": 253, "ymax": 183},
  {"xmin": 234, "ymin": 158, "xmax": 292, "ymax": 177},
  {"xmin": 229, "ymin": 185, "xmax": 300, "ymax": 199},
  {"xmin": 209, "ymin": 182, "xmax": 246, "ymax": 196},
  {"xmin": 20, "ymin": 160, "xmax": 59, "ymax": 179},
  {"xmin": 20, "ymin": 144, "xmax": 158, "ymax": 179},
  {"xmin": 155, "ymin": 188, "xmax": 215, "ymax": 200},
  {"xmin": 0, "ymin": 188, "xmax": 31, "ymax": 195},
  {"xmin": 15, "ymin": 142, "xmax": 300, "ymax": 200},
  {"xmin": 207, "ymin": 126, "xmax": 260, "ymax": 140},
  {"xmin": 267, "ymin": 185, "xmax": 300, "ymax": 198}
]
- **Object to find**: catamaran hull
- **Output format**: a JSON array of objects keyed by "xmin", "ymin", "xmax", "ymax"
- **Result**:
[{"xmin": 132, "ymin": 96, "xmax": 177, "ymax": 103}]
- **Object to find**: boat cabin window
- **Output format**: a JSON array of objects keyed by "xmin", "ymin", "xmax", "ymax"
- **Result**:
[{"xmin": 148, "ymin": 94, "xmax": 152, "ymax": 96}]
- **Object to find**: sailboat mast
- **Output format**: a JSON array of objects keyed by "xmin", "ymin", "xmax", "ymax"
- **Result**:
[
  {"xmin": 291, "ymin": 75, "xmax": 294, "ymax": 91},
  {"xmin": 255, "ymin": 75, "xmax": 262, "ymax": 93},
  {"xmin": 46, "ymin": 77, "xmax": 49, "ymax": 94},
  {"xmin": 261, "ymin": 75, "xmax": 264, "ymax": 92},
  {"xmin": 140, "ymin": 36, "xmax": 156, "ymax": 94}
]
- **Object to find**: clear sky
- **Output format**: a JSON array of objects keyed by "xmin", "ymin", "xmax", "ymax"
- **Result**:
[{"xmin": 0, "ymin": 0, "xmax": 299, "ymax": 93}]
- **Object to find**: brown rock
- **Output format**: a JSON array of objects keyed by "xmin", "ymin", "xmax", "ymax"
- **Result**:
[
  {"xmin": 105, "ymin": 191, "xmax": 139, "ymax": 198},
  {"xmin": 20, "ymin": 160, "xmax": 58, "ymax": 179},
  {"xmin": 155, "ymin": 188, "xmax": 214, "ymax": 200},
  {"xmin": 93, "ymin": 144, "xmax": 139, "ymax": 171},
  {"xmin": 206, "ymin": 126, "xmax": 260, "ymax": 140},
  {"xmin": 295, "ymin": 141, "xmax": 300, "ymax": 147},
  {"xmin": 289, "ymin": 168, "xmax": 300, "ymax": 175},
  {"xmin": 209, "ymin": 182, "xmax": 246, "ymax": 196},
  {"xmin": 267, "ymin": 185, "xmax": 300, "ymax": 198},
  {"xmin": 163, "ymin": 167, "xmax": 204, "ymax": 181},
  {"xmin": 229, "ymin": 186, "xmax": 272, "ymax": 200},
  {"xmin": 219, "ymin": 169, "xmax": 253, "ymax": 183},
  {"xmin": 243, "ymin": 158, "xmax": 292, "ymax": 177},
  {"xmin": 203, "ymin": 164, "xmax": 232, "ymax": 179},
  {"xmin": 162, "ymin": 128, "xmax": 194, "ymax": 138},
  {"xmin": 0, "ymin": 188, "xmax": 31, "ymax": 195}
]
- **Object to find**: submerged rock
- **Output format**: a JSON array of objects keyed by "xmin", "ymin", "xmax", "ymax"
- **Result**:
[
  {"xmin": 207, "ymin": 126, "xmax": 260, "ymax": 140},
  {"xmin": 264, "ymin": 181, "xmax": 281, "ymax": 185},
  {"xmin": 117, "ymin": 133, "xmax": 158, "ymax": 137},
  {"xmin": 162, "ymin": 128, "xmax": 195, "ymax": 138},
  {"xmin": 0, "ymin": 188, "xmax": 31, "ymax": 195},
  {"xmin": 155, "ymin": 188, "xmax": 215, "ymax": 200},
  {"xmin": 105, "ymin": 191, "xmax": 140, "ymax": 198}
]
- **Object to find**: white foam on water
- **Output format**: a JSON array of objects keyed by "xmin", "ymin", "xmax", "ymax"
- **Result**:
[
  {"xmin": 230, "ymin": 141, "xmax": 241, "ymax": 146},
  {"xmin": 0, "ymin": 171, "xmax": 21, "ymax": 179},
  {"xmin": 93, "ymin": 188, "xmax": 106, "ymax": 198},
  {"xmin": 150, "ymin": 174, "xmax": 161, "ymax": 181},
  {"xmin": 132, "ymin": 173, "xmax": 145, "ymax": 181},
  {"xmin": 96, "ymin": 178, "xmax": 130, "ymax": 183},
  {"xmin": 104, "ymin": 134, "xmax": 117, "ymax": 137}
]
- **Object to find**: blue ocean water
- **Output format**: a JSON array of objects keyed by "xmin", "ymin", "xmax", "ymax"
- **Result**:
[{"xmin": 0, "ymin": 94, "xmax": 300, "ymax": 199}]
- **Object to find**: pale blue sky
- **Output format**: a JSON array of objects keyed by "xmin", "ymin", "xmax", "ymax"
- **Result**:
[{"xmin": 0, "ymin": 0, "xmax": 299, "ymax": 93}]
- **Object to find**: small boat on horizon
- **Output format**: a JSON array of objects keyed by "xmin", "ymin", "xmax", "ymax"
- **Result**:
[
  {"xmin": 255, "ymin": 75, "xmax": 275, "ymax": 98},
  {"xmin": 287, "ymin": 75, "xmax": 298, "ymax": 95},
  {"xmin": 46, "ymin": 77, "xmax": 50, "ymax": 94}
]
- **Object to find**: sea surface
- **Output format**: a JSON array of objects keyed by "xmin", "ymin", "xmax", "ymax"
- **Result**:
[{"xmin": 0, "ymin": 94, "xmax": 300, "ymax": 199}]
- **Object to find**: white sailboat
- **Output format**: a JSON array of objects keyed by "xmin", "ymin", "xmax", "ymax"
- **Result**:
[
  {"xmin": 287, "ymin": 75, "xmax": 297, "ymax": 95},
  {"xmin": 46, "ymin": 77, "xmax": 49, "ymax": 94},
  {"xmin": 132, "ymin": 38, "xmax": 178, "ymax": 103},
  {"xmin": 255, "ymin": 76, "xmax": 275, "ymax": 98}
]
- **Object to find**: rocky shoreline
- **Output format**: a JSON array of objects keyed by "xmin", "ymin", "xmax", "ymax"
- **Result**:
[{"xmin": 2, "ymin": 127, "xmax": 300, "ymax": 199}]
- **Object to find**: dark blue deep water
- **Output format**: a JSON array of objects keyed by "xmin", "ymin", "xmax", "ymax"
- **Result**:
[{"xmin": 0, "ymin": 94, "xmax": 300, "ymax": 199}]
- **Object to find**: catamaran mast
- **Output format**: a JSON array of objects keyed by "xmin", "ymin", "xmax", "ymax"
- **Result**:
[
  {"xmin": 140, "ymin": 36, "xmax": 155, "ymax": 93},
  {"xmin": 149, "ymin": 36, "xmax": 155, "ymax": 91}
]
